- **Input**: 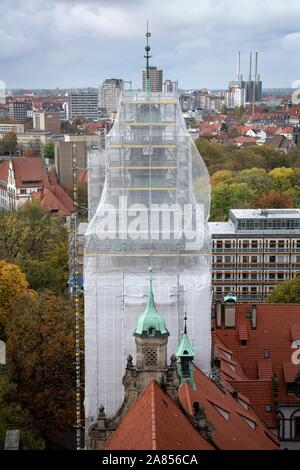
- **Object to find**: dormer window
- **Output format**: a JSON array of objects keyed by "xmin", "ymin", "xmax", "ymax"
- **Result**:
[{"xmin": 148, "ymin": 327, "xmax": 155, "ymax": 336}]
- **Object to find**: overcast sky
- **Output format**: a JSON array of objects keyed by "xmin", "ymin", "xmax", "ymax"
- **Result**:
[{"xmin": 0, "ymin": 0, "xmax": 299, "ymax": 90}]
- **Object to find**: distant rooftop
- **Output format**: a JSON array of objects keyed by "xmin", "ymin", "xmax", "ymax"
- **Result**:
[{"xmin": 230, "ymin": 209, "xmax": 300, "ymax": 220}]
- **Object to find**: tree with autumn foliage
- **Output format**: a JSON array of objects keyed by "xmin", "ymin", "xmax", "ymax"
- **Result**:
[
  {"xmin": 0, "ymin": 261, "xmax": 28, "ymax": 337},
  {"xmin": 251, "ymin": 190, "xmax": 293, "ymax": 209},
  {"xmin": 5, "ymin": 291, "xmax": 78, "ymax": 448}
]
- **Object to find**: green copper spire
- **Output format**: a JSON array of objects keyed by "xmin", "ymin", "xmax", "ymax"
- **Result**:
[
  {"xmin": 176, "ymin": 314, "xmax": 195, "ymax": 358},
  {"xmin": 176, "ymin": 314, "xmax": 196, "ymax": 389},
  {"xmin": 134, "ymin": 268, "xmax": 169, "ymax": 337},
  {"xmin": 144, "ymin": 19, "xmax": 151, "ymax": 96}
]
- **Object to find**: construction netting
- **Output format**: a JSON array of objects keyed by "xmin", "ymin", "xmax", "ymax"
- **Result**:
[{"xmin": 84, "ymin": 91, "xmax": 211, "ymax": 419}]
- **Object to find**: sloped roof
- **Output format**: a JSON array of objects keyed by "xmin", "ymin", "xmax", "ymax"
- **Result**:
[
  {"xmin": 214, "ymin": 303, "xmax": 300, "ymax": 428},
  {"xmin": 179, "ymin": 367, "xmax": 279, "ymax": 450},
  {"xmin": 32, "ymin": 184, "xmax": 74, "ymax": 215},
  {"xmin": 11, "ymin": 157, "xmax": 48, "ymax": 188},
  {"xmin": 106, "ymin": 380, "xmax": 214, "ymax": 450},
  {"xmin": 0, "ymin": 160, "xmax": 8, "ymax": 190}
]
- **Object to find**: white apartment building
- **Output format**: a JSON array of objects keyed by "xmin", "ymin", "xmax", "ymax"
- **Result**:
[
  {"xmin": 0, "ymin": 123, "xmax": 24, "ymax": 138},
  {"xmin": 210, "ymin": 209, "xmax": 300, "ymax": 302},
  {"xmin": 226, "ymin": 85, "xmax": 245, "ymax": 109},
  {"xmin": 98, "ymin": 79, "xmax": 123, "ymax": 117}
]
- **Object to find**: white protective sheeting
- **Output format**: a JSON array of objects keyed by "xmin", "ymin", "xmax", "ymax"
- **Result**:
[{"xmin": 84, "ymin": 91, "xmax": 212, "ymax": 418}]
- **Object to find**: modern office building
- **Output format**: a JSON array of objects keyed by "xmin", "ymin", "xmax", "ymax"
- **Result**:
[
  {"xmin": 210, "ymin": 209, "xmax": 300, "ymax": 302},
  {"xmin": 8, "ymin": 101, "xmax": 30, "ymax": 123},
  {"xmin": 99, "ymin": 79, "xmax": 123, "ymax": 117},
  {"xmin": 142, "ymin": 66, "xmax": 163, "ymax": 92},
  {"xmin": 68, "ymin": 91, "xmax": 98, "ymax": 121},
  {"xmin": 33, "ymin": 111, "xmax": 61, "ymax": 133}
]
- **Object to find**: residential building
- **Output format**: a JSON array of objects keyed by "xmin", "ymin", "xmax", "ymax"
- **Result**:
[
  {"xmin": 210, "ymin": 209, "xmax": 300, "ymax": 303},
  {"xmin": 17, "ymin": 131, "xmax": 51, "ymax": 148},
  {"xmin": 142, "ymin": 66, "xmax": 163, "ymax": 92},
  {"xmin": 226, "ymin": 84, "xmax": 245, "ymax": 109},
  {"xmin": 33, "ymin": 111, "xmax": 61, "ymax": 133},
  {"xmin": 213, "ymin": 300, "xmax": 300, "ymax": 449},
  {"xmin": 54, "ymin": 141, "xmax": 87, "ymax": 185},
  {"xmin": 8, "ymin": 101, "xmax": 31, "ymax": 123},
  {"xmin": 98, "ymin": 79, "xmax": 123, "ymax": 116},
  {"xmin": 0, "ymin": 123, "xmax": 24, "ymax": 138},
  {"xmin": 68, "ymin": 91, "xmax": 98, "ymax": 121},
  {"xmin": 0, "ymin": 157, "xmax": 73, "ymax": 216}
]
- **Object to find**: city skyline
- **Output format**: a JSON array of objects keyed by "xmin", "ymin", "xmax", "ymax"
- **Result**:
[{"xmin": 0, "ymin": 0, "xmax": 300, "ymax": 89}]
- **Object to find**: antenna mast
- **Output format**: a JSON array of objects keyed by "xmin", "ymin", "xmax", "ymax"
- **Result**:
[{"xmin": 144, "ymin": 20, "xmax": 152, "ymax": 96}]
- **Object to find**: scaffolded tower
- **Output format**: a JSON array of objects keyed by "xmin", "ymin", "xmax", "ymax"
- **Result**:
[{"xmin": 84, "ymin": 27, "xmax": 211, "ymax": 419}]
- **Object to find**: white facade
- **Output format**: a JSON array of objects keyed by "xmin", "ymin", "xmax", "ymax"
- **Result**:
[
  {"xmin": 226, "ymin": 86, "xmax": 245, "ymax": 109},
  {"xmin": 99, "ymin": 79, "xmax": 123, "ymax": 117},
  {"xmin": 84, "ymin": 90, "xmax": 212, "ymax": 418}
]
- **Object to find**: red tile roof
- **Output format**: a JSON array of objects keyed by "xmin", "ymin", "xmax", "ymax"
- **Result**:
[
  {"xmin": 106, "ymin": 380, "xmax": 214, "ymax": 450},
  {"xmin": 0, "ymin": 160, "xmax": 8, "ymax": 190},
  {"xmin": 214, "ymin": 303, "xmax": 300, "ymax": 429},
  {"xmin": 32, "ymin": 184, "xmax": 73, "ymax": 215},
  {"xmin": 11, "ymin": 157, "xmax": 48, "ymax": 188},
  {"xmin": 179, "ymin": 368, "xmax": 279, "ymax": 450}
]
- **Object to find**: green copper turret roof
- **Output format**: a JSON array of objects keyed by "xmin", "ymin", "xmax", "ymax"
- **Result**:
[
  {"xmin": 175, "ymin": 315, "xmax": 195, "ymax": 358},
  {"xmin": 134, "ymin": 268, "xmax": 169, "ymax": 337}
]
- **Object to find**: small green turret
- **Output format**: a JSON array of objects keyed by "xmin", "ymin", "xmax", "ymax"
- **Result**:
[{"xmin": 176, "ymin": 314, "xmax": 195, "ymax": 389}]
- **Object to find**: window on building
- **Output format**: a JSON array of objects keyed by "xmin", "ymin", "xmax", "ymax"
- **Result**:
[
  {"xmin": 270, "ymin": 241, "xmax": 276, "ymax": 248},
  {"xmin": 269, "ymin": 256, "xmax": 276, "ymax": 263},
  {"xmin": 265, "ymin": 405, "xmax": 272, "ymax": 413},
  {"xmin": 277, "ymin": 256, "xmax": 285, "ymax": 263},
  {"xmin": 243, "ymin": 241, "xmax": 249, "ymax": 249},
  {"xmin": 278, "ymin": 273, "xmax": 284, "ymax": 280},
  {"xmin": 225, "ymin": 242, "xmax": 232, "ymax": 249},
  {"xmin": 252, "ymin": 256, "xmax": 258, "ymax": 263},
  {"xmin": 225, "ymin": 273, "xmax": 231, "ymax": 280},
  {"xmin": 20, "ymin": 189, "xmax": 27, "ymax": 195},
  {"xmin": 242, "ymin": 287, "xmax": 248, "ymax": 293},
  {"xmin": 216, "ymin": 256, "xmax": 222, "ymax": 264},
  {"xmin": 224, "ymin": 256, "xmax": 231, "ymax": 263},
  {"xmin": 251, "ymin": 241, "xmax": 258, "ymax": 249},
  {"xmin": 251, "ymin": 273, "xmax": 258, "ymax": 280},
  {"xmin": 264, "ymin": 350, "xmax": 270, "ymax": 359},
  {"xmin": 251, "ymin": 287, "xmax": 257, "ymax": 293},
  {"xmin": 216, "ymin": 273, "xmax": 222, "ymax": 280},
  {"xmin": 242, "ymin": 273, "xmax": 249, "ymax": 280},
  {"xmin": 217, "ymin": 241, "xmax": 223, "ymax": 249},
  {"xmin": 243, "ymin": 256, "xmax": 249, "ymax": 263},
  {"xmin": 278, "ymin": 240, "xmax": 285, "ymax": 248},
  {"xmin": 269, "ymin": 273, "xmax": 276, "ymax": 280},
  {"xmin": 295, "ymin": 417, "xmax": 300, "ymax": 439}
]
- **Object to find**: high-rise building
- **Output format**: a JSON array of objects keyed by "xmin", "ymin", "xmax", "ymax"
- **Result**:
[
  {"xmin": 142, "ymin": 66, "xmax": 163, "ymax": 92},
  {"xmin": 210, "ymin": 209, "xmax": 300, "ymax": 303},
  {"xmin": 8, "ymin": 101, "xmax": 30, "ymax": 123},
  {"xmin": 99, "ymin": 79, "xmax": 123, "ymax": 117},
  {"xmin": 84, "ymin": 32, "xmax": 211, "ymax": 419},
  {"xmin": 68, "ymin": 91, "xmax": 98, "ymax": 121},
  {"xmin": 33, "ymin": 111, "xmax": 61, "ymax": 133}
]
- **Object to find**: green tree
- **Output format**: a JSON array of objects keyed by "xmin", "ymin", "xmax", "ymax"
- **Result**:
[
  {"xmin": 266, "ymin": 276, "xmax": 300, "ymax": 303},
  {"xmin": 0, "ymin": 201, "xmax": 68, "ymax": 294},
  {"xmin": 236, "ymin": 168, "xmax": 273, "ymax": 194},
  {"xmin": 220, "ymin": 104, "xmax": 228, "ymax": 115},
  {"xmin": 211, "ymin": 170, "xmax": 233, "ymax": 186},
  {"xmin": 1, "ymin": 132, "xmax": 17, "ymax": 155},
  {"xmin": 0, "ymin": 374, "xmax": 45, "ymax": 450},
  {"xmin": 210, "ymin": 182, "xmax": 255, "ymax": 221},
  {"xmin": 42, "ymin": 141, "xmax": 54, "ymax": 160}
]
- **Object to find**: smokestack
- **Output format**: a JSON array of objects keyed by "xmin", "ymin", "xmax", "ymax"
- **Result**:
[
  {"xmin": 237, "ymin": 51, "xmax": 241, "ymax": 83},
  {"xmin": 255, "ymin": 52, "xmax": 258, "ymax": 81},
  {"xmin": 249, "ymin": 51, "xmax": 252, "ymax": 81}
]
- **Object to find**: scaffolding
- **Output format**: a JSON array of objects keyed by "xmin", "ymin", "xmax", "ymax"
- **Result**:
[{"xmin": 84, "ymin": 89, "xmax": 212, "ymax": 419}]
